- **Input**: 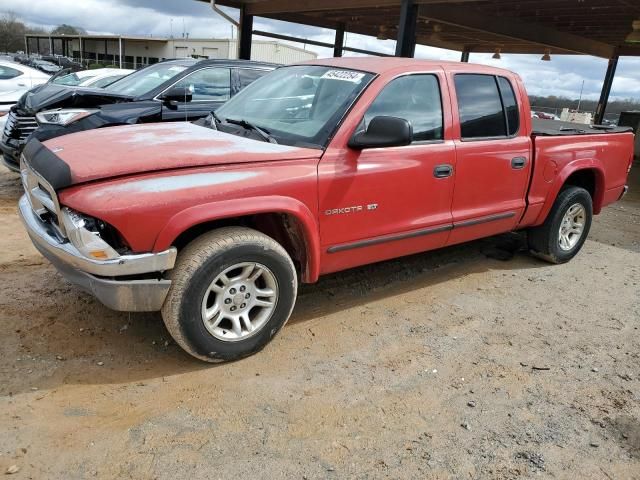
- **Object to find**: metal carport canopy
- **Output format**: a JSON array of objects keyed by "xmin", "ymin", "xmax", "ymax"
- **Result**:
[
  {"xmin": 203, "ymin": 0, "xmax": 640, "ymax": 57},
  {"xmin": 199, "ymin": 0, "xmax": 640, "ymax": 123}
]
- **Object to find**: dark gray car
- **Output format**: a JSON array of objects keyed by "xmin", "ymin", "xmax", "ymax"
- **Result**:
[{"xmin": 1, "ymin": 58, "xmax": 277, "ymax": 171}]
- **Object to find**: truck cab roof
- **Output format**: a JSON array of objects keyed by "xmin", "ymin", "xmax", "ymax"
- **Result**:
[
  {"xmin": 301, "ymin": 56, "xmax": 518, "ymax": 77},
  {"xmin": 157, "ymin": 57, "xmax": 280, "ymax": 70}
]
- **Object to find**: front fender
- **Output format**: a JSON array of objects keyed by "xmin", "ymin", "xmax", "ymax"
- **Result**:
[
  {"xmin": 535, "ymin": 159, "xmax": 605, "ymax": 225},
  {"xmin": 153, "ymin": 195, "xmax": 321, "ymax": 283}
]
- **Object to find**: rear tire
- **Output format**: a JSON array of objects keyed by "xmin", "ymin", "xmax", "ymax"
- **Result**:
[
  {"xmin": 162, "ymin": 227, "xmax": 297, "ymax": 362},
  {"xmin": 527, "ymin": 186, "xmax": 592, "ymax": 264}
]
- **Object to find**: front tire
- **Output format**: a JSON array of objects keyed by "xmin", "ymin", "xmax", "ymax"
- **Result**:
[
  {"xmin": 527, "ymin": 186, "xmax": 593, "ymax": 264},
  {"xmin": 162, "ymin": 227, "xmax": 297, "ymax": 362}
]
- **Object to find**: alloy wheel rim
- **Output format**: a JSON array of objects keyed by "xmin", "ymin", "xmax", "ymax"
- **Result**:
[
  {"xmin": 558, "ymin": 203, "xmax": 586, "ymax": 251},
  {"xmin": 201, "ymin": 262, "xmax": 278, "ymax": 342}
]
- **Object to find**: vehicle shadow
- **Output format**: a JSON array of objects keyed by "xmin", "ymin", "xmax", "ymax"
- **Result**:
[
  {"xmin": 1, "ymin": 230, "xmax": 549, "ymax": 395},
  {"xmin": 589, "ymin": 164, "xmax": 640, "ymax": 254},
  {"xmin": 0, "ymin": 165, "xmax": 22, "ymax": 205},
  {"xmin": 293, "ymin": 232, "xmax": 538, "ymax": 323}
]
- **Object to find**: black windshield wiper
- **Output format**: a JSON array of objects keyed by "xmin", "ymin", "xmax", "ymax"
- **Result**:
[
  {"xmin": 225, "ymin": 117, "xmax": 278, "ymax": 144},
  {"xmin": 206, "ymin": 110, "xmax": 222, "ymax": 130}
]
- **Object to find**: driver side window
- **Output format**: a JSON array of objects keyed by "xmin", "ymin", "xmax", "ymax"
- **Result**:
[
  {"xmin": 364, "ymin": 74, "xmax": 443, "ymax": 142},
  {"xmin": 172, "ymin": 67, "xmax": 231, "ymax": 101}
]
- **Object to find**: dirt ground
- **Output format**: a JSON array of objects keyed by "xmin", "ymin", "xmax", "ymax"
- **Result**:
[{"xmin": 0, "ymin": 162, "xmax": 638, "ymax": 480}]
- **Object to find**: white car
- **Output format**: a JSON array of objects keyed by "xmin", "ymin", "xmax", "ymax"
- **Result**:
[
  {"xmin": 0, "ymin": 68, "xmax": 133, "ymax": 131},
  {"xmin": 52, "ymin": 68, "xmax": 134, "ymax": 89},
  {"xmin": 0, "ymin": 60, "xmax": 50, "ymax": 95},
  {"xmin": 0, "ymin": 61, "xmax": 50, "ymax": 131}
]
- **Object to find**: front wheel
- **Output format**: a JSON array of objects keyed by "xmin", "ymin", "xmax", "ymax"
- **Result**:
[
  {"xmin": 162, "ymin": 227, "xmax": 298, "ymax": 362},
  {"xmin": 527, "ymin": 186, "xmax": 593, "ymax": 264}
]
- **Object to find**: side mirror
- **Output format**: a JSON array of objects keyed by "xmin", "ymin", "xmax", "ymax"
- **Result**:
[
  {"xmin": 160, "ymin": 86, "xmax": 193, "ymax": 106},
  {"xmin": 348, "ymin": 116, "xmax": 412, "ymax": 149}
]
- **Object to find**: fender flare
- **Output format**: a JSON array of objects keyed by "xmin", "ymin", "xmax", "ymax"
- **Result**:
[
  {"xmin": 535, "ymin": 159, "xmax": 605, "ymax": 225},
  {"xmin": 152, "ymin": 195, "xmax": 321, "ymax": 283}
]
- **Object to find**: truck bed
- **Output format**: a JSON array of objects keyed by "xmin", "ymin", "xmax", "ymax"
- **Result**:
[
  {"xmin": 532, "ymin": 117, "xmax": 633, "ymax": 136},
  {"xmin": 526, "ymin": 124, "xmax": 634, "ymax": 225}
]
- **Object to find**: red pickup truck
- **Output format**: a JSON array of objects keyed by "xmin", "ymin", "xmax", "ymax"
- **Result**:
[{"xmin": 18, "ymin": 58, "xmax": 634, "ymax": 362}]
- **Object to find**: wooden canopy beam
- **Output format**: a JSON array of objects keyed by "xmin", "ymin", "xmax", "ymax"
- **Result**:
[
  {"xmin": 244, "ymin": 0, "xmax": 485, "ymax": 16},
  {"xmin": 246, "ymin": 0, "xmax": 399, "ymax": 15},
  {"xmin": 418, "ymin": 4, "xmax": 615, "ymax": 58},
  {"xmin": 243, "ymin": 0, "xmax": 616, "ymax": 58}
]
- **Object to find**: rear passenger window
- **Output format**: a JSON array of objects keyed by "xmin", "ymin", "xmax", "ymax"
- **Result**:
[
  {"xmin": 364, "ymin": 74, "xmax": 443, "ymax": 142},
  {"xmin": 454, "ymin": 74, "xmax": 506, "ymax": 139},
  {"xmin": 497, "ymin": 76, "xmax": 519, "ymax": 136},
  {"xmin": 173, "ymin": 67, "xmax": 231, "ymax": 101},
  {"xmin": 238, "ymin": 69, "xmax": 266, "ymax": 89}
]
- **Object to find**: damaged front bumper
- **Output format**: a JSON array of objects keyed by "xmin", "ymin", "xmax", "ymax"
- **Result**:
[{"xmin": 18, "ymin": 195, "xmax": 176, "ymax": 311}]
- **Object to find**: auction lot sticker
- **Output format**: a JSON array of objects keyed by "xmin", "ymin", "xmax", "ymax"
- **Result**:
[{"xmin": 321, "ymin": 70, "xmax": 366, "ymax": 82}]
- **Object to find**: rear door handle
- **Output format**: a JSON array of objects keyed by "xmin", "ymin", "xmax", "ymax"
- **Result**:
[
  {"xmin": 511, "ymin": 156, "xmax": 527, "ymax": 169},
  {"xmin": 433, "ymin": 164, "xmax": 453, "ymax": 178}
]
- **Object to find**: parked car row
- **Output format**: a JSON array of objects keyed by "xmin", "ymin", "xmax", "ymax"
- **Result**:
[
  {"xmin": 11, "ymin": 57, "xmax": 634, "ymax": 363},
  {"xmin": 11, "ymin": 53, "xmax": 82, "ymax": 73},
  {"xmin": 531, "ymin": 110, "xmax": 560, "ymax": 120},
  {"xmin": 38, "ymin": 55, "xmax": 84, "ymax": 72}
]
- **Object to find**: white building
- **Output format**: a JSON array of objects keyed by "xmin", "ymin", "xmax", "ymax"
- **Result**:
[
  {"xmin": 25, "ymin": 34, "xmax": 317, "ymax": 68},
  {"xmin": 560, "ymin": 108, "xmax": 594, "ymax": 125}
]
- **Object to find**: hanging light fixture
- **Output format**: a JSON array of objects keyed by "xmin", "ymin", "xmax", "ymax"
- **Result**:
[
  {"xmin": 377, "ymin": 25, "xmax": 389, "ymax": 41},
  {"xmin": 430, "ymin": 24, "xmax": 443, "ymax": 42},
  {"xmin": 626, "ymin": 19, "xmax": 640, "ymax": 43},
  {"xmin": 541, "ymin": 48, "xmax": 551, "ymax": 61},
  {"xmin": 492, "ymin": 48, "xmax": 501, "ymax": 60}
]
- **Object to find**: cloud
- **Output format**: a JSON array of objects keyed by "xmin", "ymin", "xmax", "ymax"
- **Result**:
[{"xmin": 2, "ymin": 0, "xmax": 639, "ymax": 101}]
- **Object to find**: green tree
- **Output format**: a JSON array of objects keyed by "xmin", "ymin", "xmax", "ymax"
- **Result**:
[
  {"xmin": 51, "ymin": 24, "xmax": 87, "ymax": 35},
  {"xmin": 0, "ymin": 12, "xmax": 27, "ymax": 53}
]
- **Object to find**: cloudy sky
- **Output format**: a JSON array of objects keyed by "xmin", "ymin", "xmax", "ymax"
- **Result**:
[{"xmin": 3, "ymin": 0, "xmax": 640, "ymax": 102}]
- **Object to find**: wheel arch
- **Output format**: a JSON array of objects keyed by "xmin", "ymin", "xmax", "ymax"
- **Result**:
[
  {"xmin": 153, "ymin": 196, "xmax": 321, "ymax": 283},
  {"xmin": 535, "ymin": 162, "xmax": 605, "ymax": 224}
]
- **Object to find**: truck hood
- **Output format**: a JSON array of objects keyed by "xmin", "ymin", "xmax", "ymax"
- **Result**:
[
  {"xmin": 17, "ymin": 83, "xmax": 132, "ymax": 113},
  {"xmin": 42, "ymin": 122, "xmax": 322, "ymax": 186}
]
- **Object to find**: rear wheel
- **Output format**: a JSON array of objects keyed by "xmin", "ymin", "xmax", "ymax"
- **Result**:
[
  {"xmin": 527, "ymin": 186, "xmax": 592, "ymax": 264},
  {"xmin": 162, "ymin": 227, "xmax": 297, "ymax": 362}
]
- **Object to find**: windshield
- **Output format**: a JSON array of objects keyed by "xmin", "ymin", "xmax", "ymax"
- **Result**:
[
  {"xmin": 53, "ymin": 72, "xmax": 91, "ymax": 86},
  {"xmin": 105, "ymin": 63, "xmax": 189, "ymax": 96},
  {"xmin": 215, "ymin": 65, "xmax": 374, "ymax": 148},
  {"xmin": 88, "ymin": 74, "xmax": 127, "ymax": 88}
]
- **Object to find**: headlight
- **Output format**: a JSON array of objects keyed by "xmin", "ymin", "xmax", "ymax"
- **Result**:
[
  {"xmin": 61, "ymin": 207, "xmax": 120, "ymax": 260},
  {"xmin": 36, "ymin": 109, "xmax": 98, "ymax": 126}
]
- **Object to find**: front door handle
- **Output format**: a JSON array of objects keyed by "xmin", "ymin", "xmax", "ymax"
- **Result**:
[
  {"xmin": 511, "ymin": 156, "xmax": 527, "ymax": 169},
  {"xmin": 433, "ymin": 164, "xmax": 453, "ymax": 178}
]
